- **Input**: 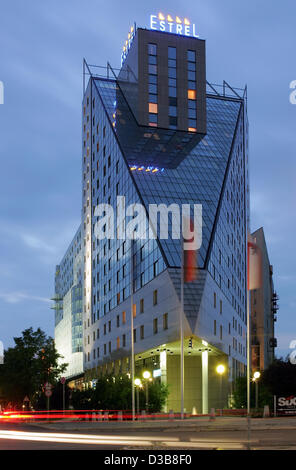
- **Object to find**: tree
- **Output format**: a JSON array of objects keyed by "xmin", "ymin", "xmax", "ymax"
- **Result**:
[
  {"xmin": 0, "ymin": 327, "xmax": 67, "ymax": 408},
  {"xmin": 232, "ymin": 376, "xmax": 273, "ymax": 409},
  {"xmin": 70, "ymin": 376, "xmax": 169, "ymax": 412},
  {"xmin": 262, "ymin": 358, "xmax": 296, "ymax": 397}
]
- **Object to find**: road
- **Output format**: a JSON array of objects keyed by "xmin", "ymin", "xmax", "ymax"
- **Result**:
[{"xmin": 1, "ymin": 419, "xmax": 296, "ymax": 450}]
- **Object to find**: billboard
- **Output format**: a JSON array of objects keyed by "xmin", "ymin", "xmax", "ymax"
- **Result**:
[{"xmin": 276, "ymin": 396, "xmax": 296, "ymax": 416}]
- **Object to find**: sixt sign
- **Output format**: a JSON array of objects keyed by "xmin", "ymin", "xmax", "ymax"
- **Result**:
[
  {"xmin": 150, "ymin": 13, "xmax": 199, "ymax": 38},
  {"xmin": 277, "ymin": 395, "xmax": 296, "ymax": 415}
]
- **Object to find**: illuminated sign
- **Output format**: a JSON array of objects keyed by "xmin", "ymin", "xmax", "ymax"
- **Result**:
[
  {"xmin": 153, "ymin": 369, "xmax": 161, "ymax": 378},
  {"xmin": 129, "ymin": 165, "xmax": 164, "ymax": 173},
  {"xmin": 150, "ymin": 13, "xmax": 199, "ymax": 38},
  {"xmin": 121, "ymin": 23, "xmax": 136, "ymax": 66}
]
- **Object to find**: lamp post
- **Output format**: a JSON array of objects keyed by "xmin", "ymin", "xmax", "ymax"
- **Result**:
[
  {"xmin": 134, "ymin": 378, "xmax": 142, "ymax": 416},
  {"xmin": 216, "ymin": 364, "xmax": 225, "ymax": 416},
  {"xmin": 253, "ymin": 371, "xmax": 261, "ymax": 409},
  {"xmin": 143, "ymin": 371, "xmax": 151, "ymax": 412}
]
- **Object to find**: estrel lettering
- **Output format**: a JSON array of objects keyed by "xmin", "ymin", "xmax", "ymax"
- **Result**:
[{"xmin": 150, "ymin": 13, "xmax": 199, "ymax": 38}]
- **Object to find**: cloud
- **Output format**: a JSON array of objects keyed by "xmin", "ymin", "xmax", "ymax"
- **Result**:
[
  {"xmin": 21, "ymin": 234, "xmax": 56, "ymax": 254},
  {"xmin": 0, "ymin": 292, "xmax": 51, "ymax": 304}
]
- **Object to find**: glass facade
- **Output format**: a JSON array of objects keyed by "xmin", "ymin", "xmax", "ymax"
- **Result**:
[{"xmin": 54, "ymin": 30, "xmax": 248, "ymax": 388}]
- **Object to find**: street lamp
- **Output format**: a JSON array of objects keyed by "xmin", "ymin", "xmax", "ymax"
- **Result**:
[
  {"xmin": 253, "ymin": 371, "xmax": 261, "ymax": 409},
  {"xmin": 216, "ymin": 364, "xmax": 226, "ymax": 416},
  {"xmin": 142, "ymin": 371, "xmax": 151, "ymax": 412},
  {"xmin": 134, "ymin": 378, "xmax": 142, "ymax": 416}
]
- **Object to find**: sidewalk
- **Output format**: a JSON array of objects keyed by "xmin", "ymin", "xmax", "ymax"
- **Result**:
[{"xmin": 29, "ymin": 416, "xmax": 296, "ymax": 433}]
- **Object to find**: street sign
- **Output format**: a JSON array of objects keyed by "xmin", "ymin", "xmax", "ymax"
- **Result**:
[
  {"xmin": 45, "ymin": 390, "xmax": 52, "ymax": 398},
  {"xmin": 60, "ymin": 377, "xmax": 66, "ymax": 385},
  {"xmin": 44, "ymin": 382, "xmax": 52, "ymax": 391}
]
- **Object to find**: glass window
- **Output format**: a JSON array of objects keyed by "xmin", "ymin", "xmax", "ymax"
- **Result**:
[
  {"xmin": 148, "ymin": 43, "xmax": 157, "ymax": 55},
  {"xmin": 168, "ymin": 47, "xmax": 176, "ymax": 59},
  {"xmin": 168, "ymin": 78, "xmax": 177, "ymax": 87},
  {"xmin": 149, "ymin": 84, "xmax": 157, "ymax": 94},
  {"xmin": 169, "ymin": 96, "xmax": 177, "ymax": 106},
  {"xmin": 187, "ymin": 50, "xmax": 196, "ymax": 62},
  {"xmin": 188, "ymin": 80, "xmax": 196, "ymax": 90},
  {"xmin": 188, "ymin": 108, "xmax": 196, "ymax": 119},
  {"xmin": 169, "ymin": 116, "xmax": 177, "ymax": 126},
  {"xmin": 140, "ymin": 298, "xmax": 144, "ymax": 313},
  {"xmin": 149, "ymin": 103, "xmax": 158, "ymax": 114},
  {"xmin": 188, "ymin": 89, "xmax": 196, "ymax": 100},
  {"xmin": 149, "ymin": 94, "xmax": 157, "ymax": 103},
  {"xmin": 168, "ymin": 59, "xmax": 176, "ymax": 68},
  {"xmin": 169, "ymin": 87, "xmax": 177, "ymax": 97},
  {"xmin": 163, "ymin": 313, "xmax": 168, "ymax": 330},
  {"xmin": 149, "ymin": 74, "xmax": 157, "ymax": 84},
  {"xmin": 188, "ymin": 99, "xmax": 196, "ymax": 109},
  {"xmin": 188, "ymin": 70, "xmax": 196, "ymax": 81},
  {"xmin": 149, "ymin": 113, "xmax": 157, "ymax": 123},
  {"xmin": 169, "ymin": 106, "xmax": 177, "ymax": 116},
  {"xmin": 149, "ymin": 64, "xmax": 157, "ymax": 75},
  {"xmin": 148, "ymin": 55, "xmax": 157, "ymax": 65},
  {"xmin": 188, "ymin": 61, "xmax": 196, "ymax": 71},
  {"xmin": 168, "ymin": 68, "xmax": 176, "ymax": 79},
  {"xmin": 188, "ymin": 118, "xmax": 197, "ymax": 128}
]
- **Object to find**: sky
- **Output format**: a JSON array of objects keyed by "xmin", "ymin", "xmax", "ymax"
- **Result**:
[{"xmin": 0, "ymin": 0, "xmax": 295, "ymax": 358}]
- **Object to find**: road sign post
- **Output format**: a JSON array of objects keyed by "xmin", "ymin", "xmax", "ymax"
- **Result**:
[{"xmin": 61, "ymin": 377, "xmax": 66, "ymax": 411}]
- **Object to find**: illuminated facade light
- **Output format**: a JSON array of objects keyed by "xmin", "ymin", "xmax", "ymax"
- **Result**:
[
  {"xmin": 158, "ymin": 12, "xmax": 165, "ymax": 20},
  {"xmin": 184, "ymin": 18, "xmax": 190, "ymax": 25},
  {"xmin": 167, "ymin": 15, "xmax": 174, "ymax": 22},
  {"xmin": 176, "ymin": 16, "xmax": 182, "ymax": 24},
  {"xmin": 129, "ymin": 165, "xmax": 164, "ymax": 173}
]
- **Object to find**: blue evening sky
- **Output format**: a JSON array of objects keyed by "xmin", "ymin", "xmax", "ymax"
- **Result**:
[{"xmin": 0, "ymin": 0, "xmax": 295, "ymax": 358}]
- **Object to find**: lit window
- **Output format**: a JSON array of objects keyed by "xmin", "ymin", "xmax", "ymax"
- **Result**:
[
  {"xmin": 188, "ymin": 127, "xmax": 197, "ymax": 132},
  {"xmin": 149, "ymin": 103, "xmax": 158, "ymax": 114},
  {"xmin": 188, "ymin": 89, "xmax": 196, "ymax": 100}
]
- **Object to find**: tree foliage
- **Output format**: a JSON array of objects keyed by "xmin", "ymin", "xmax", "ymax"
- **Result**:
[
  {"xmin": 232, "ymin": 358, "xmax": 296, "ymax": 410},
  {"xmin": 0, "ymin": 327, "xmax": 67, "ymax": 407},
  {"xmin": 232, "ymin": 376, "xmax": 272, "ymax": 409},
  {"xmin": 262, "ymin": 358, "xmax": 296, "ymax": 397},
  {"xmin": 71, "ymin": 375, "xmax": 169, "ymax": 412}
]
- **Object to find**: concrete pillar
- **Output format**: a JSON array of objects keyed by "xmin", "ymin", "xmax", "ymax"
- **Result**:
[
  {"xmin": 160, "ymin": 350, "xmax": 167, "ymax": 412},
  {"xmin": 202, "ymin": 350, "xmax": 208, "ymax": 414}
]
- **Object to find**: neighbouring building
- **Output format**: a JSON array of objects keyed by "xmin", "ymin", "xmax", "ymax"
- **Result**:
[
  {"xmin": 53, "ymin": 227, "xmax": 84, "ymax": 379},
  {"xmin": 54, "ymin": 15, "xmax": 251, "ymax": 413},
  {"xmin": 251, "ymin": 227, "xmax": 278, "ymax": 371}
]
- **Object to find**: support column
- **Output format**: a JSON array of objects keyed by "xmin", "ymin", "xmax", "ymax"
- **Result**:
[
  {"xmin": 160, "ymin": 351, "xmax": 167, "ymax": 412},
  {"xmin": 202, "ymin": 350, "xmax": 208, "ymax": 414}
]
